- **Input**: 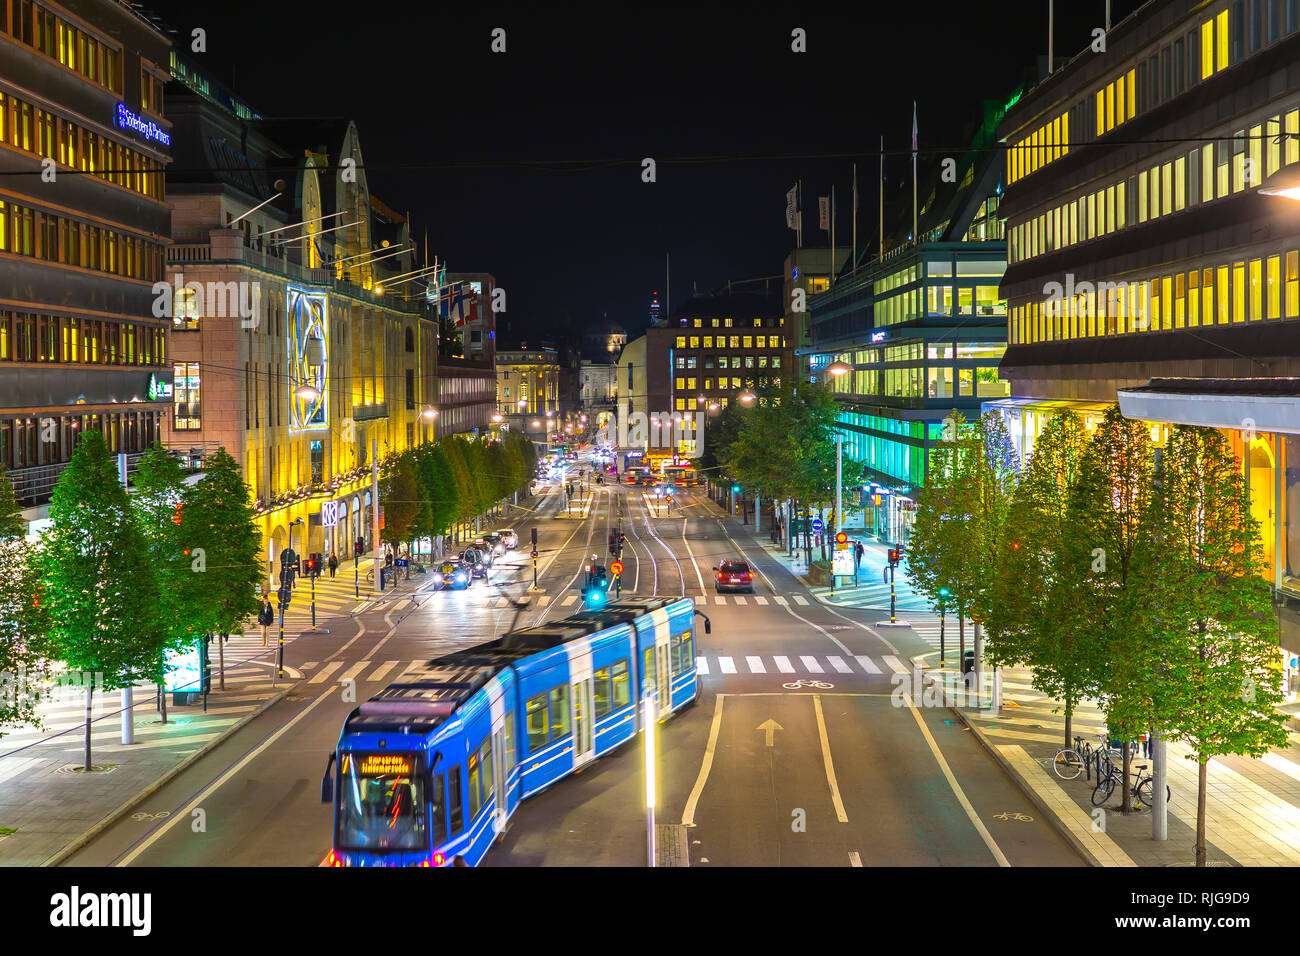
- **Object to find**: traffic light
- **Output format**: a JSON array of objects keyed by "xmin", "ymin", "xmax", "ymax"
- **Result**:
[
  {"xmin": 731, "ymin": 485, "xmax": 741, "ymax": 494},
  {"xmin": 583, "ymin": 584, "xmax": 607, "ymax": 608},
  {"xmin": 887, "ymin": 548, "xmax": 901, "ymax": 566}
]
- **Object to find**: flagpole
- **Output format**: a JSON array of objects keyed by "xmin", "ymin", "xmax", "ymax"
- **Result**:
[
  {"xmin": 879, "ymin": 136, "xmax": 884, "ymax": 263},
  {"xmin": 852, "ymin": 163, "xmax": 857, "ymax": 275},
  {"xmin": 831, "ymin": 185, "xmax": 836, "ymax": 286},
  {"xmin": 797, "ymin": 179, "xmax": 803, "ymax": 249}
]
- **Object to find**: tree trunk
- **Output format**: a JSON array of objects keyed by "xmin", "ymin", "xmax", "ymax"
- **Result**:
[
  {"xmin": 1196, "ymin": 756, "xmax": 1208, "ymax": 866},
  {"xmin": 1121, "ymin": 740, "xmax": 1132, "ymax": 813},
  {"xmin": 158, "ymin": 656, "xmax": 168, "ymax": 725},
  {"xmin": 959, "ymin": 611, "xmax": 966, "ymax": 662},
  {"xmin": 83, "ymin": 681, "xmax": 94, "ymax": 771},
  {"xmin": 1063, "ymin": 700, "xmax": 1073, "ymax": 751}
]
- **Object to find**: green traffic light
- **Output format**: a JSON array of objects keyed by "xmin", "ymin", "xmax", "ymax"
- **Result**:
[
  {"xmin": 939, "ymin": 587, "xmax": 951, "ymax": 597},
  {"xmin": 731, "ymin": 485, "xmax": 740, "ymax": 493}
]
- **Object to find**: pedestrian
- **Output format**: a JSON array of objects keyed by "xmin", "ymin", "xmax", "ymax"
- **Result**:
[
  {"xmin": 1142, "ymin": 732, "xmax": 1152, "ymax": 759},
  {"xmin": 854, "ymin": 540, "xmax": 865, "ymax": 568},
  {"xmin": 328, "ymin": 551, "xmax": 338, "ymax": 578},
  {"xmin": 258, "ymin": 595, "xmax": 275, "ymax": 647}
]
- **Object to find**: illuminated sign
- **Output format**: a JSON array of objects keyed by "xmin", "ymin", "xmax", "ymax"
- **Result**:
[
  {"xmin": 115, "ymin": 103, "xmax": 171, "ymax": 146},
  {"xmin": 288, "ymin": 287, "xmax": 329, "ymax": 431},
  {"xmin": 147, "ymin": 373, "xmax": 172, "ymax": 400},
  {"xmin": 357, "ymin": 753, "xmax": 414, "ymax": 776},
  {"xmin": 164, "ymin": 639, "xmax": 203, "ymax": 693},
  {"xmin": 870, "ymin": 331, "xmax": 887, "ymax": 344}
]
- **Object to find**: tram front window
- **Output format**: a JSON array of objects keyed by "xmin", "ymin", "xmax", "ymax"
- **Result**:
[{"xmin": 336, "ymin": 753, "xmax": 428, "ymax": 852}]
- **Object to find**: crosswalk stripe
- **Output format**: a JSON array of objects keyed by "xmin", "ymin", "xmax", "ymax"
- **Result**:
[
  {"xmin": 694, "ymin": 595, "xmax": 705, "ymax": 605},
  {"xmin": 774, "ymin": 656, "xmax": 795, "ymax": 673},
  {"xmin": 882, "ymin": 655, "xmax": 909, "ymax": 675},
  {"xmin": 800, "ymin": 656, "xmax": 823, "ymax": 673},
  {"xmin": 746, "ymin": 656, "xmax": 765, "ymax": 673},
  {"xmin": 774, "ymin": 597, "xmax": 789, "ymax": 606},
  {"xmin": 366, "ymin": 661, "xmax": 401, "ymax": 684},
  {"xmin": 828, "ymin": 656, "xmax": 852, "ymax": 673},
  {"xmin": 695, "ymin": 657, "xmax": 709, "ymax": 675},
  {"xmin": 754, "ymin": 596, "xmax": 769, "ymax": 605},
  {"xmin": 733, "ymin": 596, "xmax": 747, "ymax": 606},
  {"xmin": 855, "ymin": 655, "xmax": 882, "ymax": 674},
  {"xmin": 539, "ymin": 595, "xmax": 552, "ymax": 605},
  {"xmin": 338, "ymin": 660, "xmax": 371, "ymax": 681},
  {"xmin": 307, "ymin": 661, "xmax": 344, "ymax": 684},
  {"xmin": 719, "ymin": 657, "xmax": 737, "ymax": 674},
  {"xmin": 713, "ymin": 596, "xmax": 726, "ymax": 606},
  {"xmin": 301, "ymin": 661, "xmax": 318, "ymax": 669},
  {"xmin": 792, "ymin": 595, "xmax": 809, "ymax": 605},
  {"xmin": 561, "ymin": 595, "xmax": 578, "ymax": 606}
]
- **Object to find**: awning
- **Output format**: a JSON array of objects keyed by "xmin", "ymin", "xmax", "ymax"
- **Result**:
[{"xmin": 1116, "ymin": 378, "xmax": 1300, "ymax": 435}]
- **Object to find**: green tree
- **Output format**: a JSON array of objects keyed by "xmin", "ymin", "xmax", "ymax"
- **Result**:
[
  {"xmin": 985, "ymin": 411, "xmax": 1102, "ymax": 747},
  {"xmin": 1067, "ymin": 405, "xmax": 1163, "ymax": 813},
  {"xmin": 39, "ymin": 431, "xmax": 162, "ymax": 770},
  {"xmin": 418, "ymin": 443, "xmax": 460, "ymax": 547},
  {"xmin": 0, "ymin": 467, "xmax": 25, "ymax": 540},
  {"xmin": 183, "ymin": 448, "xmax": 263, "ymax": 689},
  {"xmin": 381, "ymin": 453, "xmax": 422, "ymax": 552},
  {"xmin": 0, "ymin": 534, "xmax": 46, "ymax": 738},
  {"xmin": 440, "ymin": 436, "xmax": 475, "ymax": 537},
  {"xmin": 1155, "ymin": 424, "xmax": 1288, "ymax": 865},
  {"xmin": 131, "ymin": 445, "xmax": 194, "ymax": 723}
]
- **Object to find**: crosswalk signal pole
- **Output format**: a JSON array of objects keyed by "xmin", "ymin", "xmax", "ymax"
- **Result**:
[
  {"xmin": 311, "ymin": 566, "xmax": 317, "ymax": 630},
  {"xmin": 276, "ymin": 604, "xmax": 285, "ymax": 684}
]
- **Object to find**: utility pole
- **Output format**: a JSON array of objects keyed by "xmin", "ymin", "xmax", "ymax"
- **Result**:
[
  {"xmin": 117, "ymin": 453, "xmax": 134, "ymax": 745},
  {"xmin": 372, "ymin": 438, "xmax": 381, "ymax": 591}
]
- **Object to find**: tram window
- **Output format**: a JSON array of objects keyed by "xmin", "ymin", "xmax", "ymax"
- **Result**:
[
  {"xmin": 468, "ymin": 752, "xmax": 481, "ymax": 820},
  {"xmin": 593, "ymin": 665, "xmax": 612, "ymax": 719},
  {"xmin": 504, "ymin": 711, "xmax": 516, "ymax": 770},
  {"xmin": 447, "ymin": 766, "xmax": 463, "ymax": 835},
  {"xmin": 549, "ymin": 684, "xmax": 570, "ymax": 741},
  {"xmin": 612, "ymin": 660, "xmax": 630, "ymax": 709},
  {"xmin": 431, "ymin": 772, "xmax": 447, "ymax": 843},
  {"xmin": 673, "ymin": 630, "xmax": 695, "ymax": 676},
  {"xmin": 525, "ymin": 692, "xmax": 549, "ymax": 753},
  {"xmin": 479, "ymin": 738, "xmax": 493, "ymax": 807}
]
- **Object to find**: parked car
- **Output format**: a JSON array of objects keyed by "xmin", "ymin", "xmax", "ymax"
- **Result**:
[{"xmin": 713, "ymin": 559, "xmax": 755, "ymax": 593}]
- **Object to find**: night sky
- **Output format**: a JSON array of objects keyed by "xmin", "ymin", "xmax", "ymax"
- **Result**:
[{"xmin": 139, "ymin": 1, "xmax": 1141, "ymax": 341}]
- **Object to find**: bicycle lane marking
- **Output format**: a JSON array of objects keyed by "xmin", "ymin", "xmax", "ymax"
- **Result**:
[{"xmin": 899, "ymin": 689, "xmax": 1011, "ymax": 867}]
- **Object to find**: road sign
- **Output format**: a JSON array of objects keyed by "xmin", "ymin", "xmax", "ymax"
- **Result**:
[
  {"xmin": 321, "ymin": 500, "xmax": 340, "ymax": 526},
  {"xmin": 835, "ymin": 531, "xmax": 848, "ymax": 547},
  {"xmin": 811, "ymin": 518, "xmax": 824, "ymax": 534},
  {"xmin": 610, "ymin": 560, "xmax": 624, "ymax": 576}
]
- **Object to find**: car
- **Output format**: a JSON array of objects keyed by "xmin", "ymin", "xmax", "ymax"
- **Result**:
[
  {"xmin": 432, "ymin": 558, "xmax": 471, "ymax": 590},
  {"xmin": 471, "ymin": 539, "xmax": 498, "ymax": 567},
  {"xmin": 460, "ymin": 548, "xmax": 489, "ymax": 579},
  {"xmin": 713, "ymin": 559, "xmax": 755, "ymax": 593},
  {"xmin": 481, "ymin": 533, "xmax": 507, "ymax": 557},
  {"xmin": 498, "ymin": 528, "xmax": 519, "ymax": 549}
]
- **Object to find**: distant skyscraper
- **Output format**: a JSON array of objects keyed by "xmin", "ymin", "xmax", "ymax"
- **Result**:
[{"xmin": 649, "ymin": 292, "xmax": 662, "ymax": 325}]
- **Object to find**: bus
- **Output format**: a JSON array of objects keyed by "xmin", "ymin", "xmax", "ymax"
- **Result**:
[{"xmin": 662, "ymin": 463, "xmax": 699, "ymax": 486}]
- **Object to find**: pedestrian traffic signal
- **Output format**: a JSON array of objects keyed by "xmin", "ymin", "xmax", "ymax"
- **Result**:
[
  {"xmin": 887, "ymin": 548, "xmax": 901, "ymax": 565},
  {"xmin": 583, "ymin": 585, "xmax": 606, "ymax": 608},
  {"xmin": 731, "ymin": 485, "xmax": 740, "ymax": 494}
]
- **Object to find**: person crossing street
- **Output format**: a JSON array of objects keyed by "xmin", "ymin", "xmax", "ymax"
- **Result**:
[{"xmin": 258, "ymin": 594, "xmax": 275, "ymax": 647}]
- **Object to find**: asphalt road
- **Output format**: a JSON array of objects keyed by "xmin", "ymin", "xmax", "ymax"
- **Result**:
[{"xmin": 61, "ymin": 455, "xmax": 1082, "ymax": 867}]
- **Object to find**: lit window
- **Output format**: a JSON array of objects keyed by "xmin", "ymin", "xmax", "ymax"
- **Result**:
[{"xmin": 173, "ymin": 362, "xmax": 201, "ymax": 430}]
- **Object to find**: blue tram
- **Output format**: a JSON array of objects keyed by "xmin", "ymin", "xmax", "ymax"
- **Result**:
[{"xmin": 321, "ymin": 597, "xmax": 704, "ymax": 866}]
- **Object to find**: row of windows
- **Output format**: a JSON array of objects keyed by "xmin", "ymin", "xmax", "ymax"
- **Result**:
[
  {"xmin": 675, "ymin": 396, "xmax": 733, "ymax": 410},
  {"xmin": 3, "ymin": 0, "xmax": 123, "ymax": 94},
  {"xmin": 173, "ymin": 362, "xmax": 200, "ymax": 430},
  {"xmin": 1010, "ymin": 109, "xmax": 1300, "ymax": 264},
  {"xmin": 675, "ymin": 354, "xmax": 783, "ymax": 370},
  {"xmin": 2, "ymin": 410, "xmax": 160, "ymax": 474},
  {"xmin": 1007, "ymin": 112, "xmax": 1069, "ymax": 184},
  {"xmin": 1095, "ymin": 70, "xmax": 1138, "ymax": 138},
  {"xmin": 0, "ymin": 201, "xmax": 164, "ymax": 281},
  {"xmin": 1, "ymin": 92, "xmax": 166, "ymax": 201},
  {"xmin": 678, "ymin": 317, "xmax": 782, "ymax": 328},
  {"xmin": 1011, "ymin": 250, "xmax": 1300, "ymax": 344},
  {"xmin": 0, "ymin": 310, "xmax": 164, "ymax": 366},
  {"xmin": 674, "ymin": 335, "xmax": 786, "ymax": 349},
  {"xmin": 675, "ymin": 376, "xmax": 783, "ymax": 393}
]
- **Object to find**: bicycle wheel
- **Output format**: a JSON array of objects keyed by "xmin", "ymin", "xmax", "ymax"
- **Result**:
[
  {"xmin": 1091, "ymin": 777, "xmax": 1114, "ymax": 807},
  {"xmin": 1136, "ymin": 777, "xmax": 1154, "ymax": 808},
  {"xmin": 1053, "ymin": 749, "xmax": 1084, "ymax": 780}
]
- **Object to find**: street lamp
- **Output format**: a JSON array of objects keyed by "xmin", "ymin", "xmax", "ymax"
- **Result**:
[
  {"xmin": 707, "ymin": 402, "xmax": 719, "ymax": 411},
  {"xmin": 421, "ymin": 406, "xmax": 439, "ymax": 420},
  {"xmin": 1259, "ymin": 165, "xmax": 1300, "ymax": 199},
  {"xmin": 738, "ymin": 389, "xmax": 756, "ymax": 404},
  {"xmin": 826, "ymin": 359, "xmax": 853, "ymax": 377},
  {"xmin": 491, "ymin": 413, "xmax": 503, "ymax": 423},
  {"xmin": 294, "ymin": 384, "xmax": 321, "ymax": 403}
]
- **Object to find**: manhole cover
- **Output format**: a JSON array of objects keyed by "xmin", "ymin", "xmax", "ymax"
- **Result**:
[{"xmin": 55, "ymin": 764, "xmax": 118, "ymax": 775}]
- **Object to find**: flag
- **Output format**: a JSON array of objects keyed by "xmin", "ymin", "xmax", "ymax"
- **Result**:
[
  {"xmin": 785, "ymin": 184, "xmax": 798, "ymax": 229},
  {"xmin": 819, "ymin": 196, "xmax": 830, "ymax": 230}
]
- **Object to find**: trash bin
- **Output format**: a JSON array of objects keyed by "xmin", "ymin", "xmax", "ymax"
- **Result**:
[{"xmin": 961, "ymin": 650, "xmax": 976, "ymax": 675}]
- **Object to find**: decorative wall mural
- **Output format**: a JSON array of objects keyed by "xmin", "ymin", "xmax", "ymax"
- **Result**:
[{"xmin": 289, "ymin": 287, "xmax": 329, "ymax": 430}]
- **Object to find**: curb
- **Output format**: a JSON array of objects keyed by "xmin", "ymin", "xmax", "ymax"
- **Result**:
[
  {"xmin": 941, "ymin": 690, "xmax": 1103, "ymax": 868},
  {"xmin": 40, "ymin": 683, "xmax": 295, "ymax": 867}
]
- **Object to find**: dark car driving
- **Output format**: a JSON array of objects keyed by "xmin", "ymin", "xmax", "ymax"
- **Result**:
[
  {"xmin": 460, "ymin": 548, "xmax": 489, "ymax": 579},
  {"xmin": 432, "ymin": 558, "xmax": 471, "ymax": 590}
]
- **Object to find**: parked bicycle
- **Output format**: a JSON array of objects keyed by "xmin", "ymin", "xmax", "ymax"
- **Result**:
[
  {"xmin": 1091, "ymin": 760, "xmax": 1171, "ymax": 808},
  {"xmin": 1052, "ymin": 734, "xmax": 1110, "ymax": 780}
]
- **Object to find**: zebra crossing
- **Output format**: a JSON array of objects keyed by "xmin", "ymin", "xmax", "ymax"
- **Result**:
[
  {"xmin": 526, "ymin": 592, "xmax": 808, "ymax": 607},
  {"xmin": 693, "ymin": 653, "xmax": 910, "ymax": 678}
]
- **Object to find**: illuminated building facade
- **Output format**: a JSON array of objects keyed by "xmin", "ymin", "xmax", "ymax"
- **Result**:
[
  {"xmin": 0, "ymin": 0, "xmax": 173, "ymax": 530},
  {"xmin": 804, "ymin": 98, "xmax": 1011, "ymax": 543},
  {"xmin": 162, "ymin": 57, "xmax": 431, "ymax": 579},
  {"xmin": 994, "ymin": 0, "xmax": 1300, "ymax": 685}
]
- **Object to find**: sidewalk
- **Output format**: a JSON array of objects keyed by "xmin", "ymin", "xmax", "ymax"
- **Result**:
[
  {"xmin": 0, "ymin": 658, "xmax": 290, "ymax": 866},
  {"xmin": 918, "ymin": 653, "xmax": 1300, "ymax": 866}
]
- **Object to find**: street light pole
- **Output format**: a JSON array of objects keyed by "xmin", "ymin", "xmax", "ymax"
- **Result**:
[{"xmin": 644, "ymin": 683, "xmax": 657, "ymax": 867}]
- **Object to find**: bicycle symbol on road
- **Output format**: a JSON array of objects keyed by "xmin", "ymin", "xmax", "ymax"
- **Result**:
[
  {"xmin": 130, "ymin": 810, "xmax": 171, "ymax": 823},
  {"xmin": 992, "ymin": 811, "xmax": 1034, "ymax": 822},
  {"xmin": 782, "ymin": 679, "xmax": 835, "ymax": 690}
]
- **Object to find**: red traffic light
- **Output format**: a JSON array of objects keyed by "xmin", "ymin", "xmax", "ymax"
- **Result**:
[{"xmin": 888, "ymin": 548, "xmax": 900, "ymax": 564}]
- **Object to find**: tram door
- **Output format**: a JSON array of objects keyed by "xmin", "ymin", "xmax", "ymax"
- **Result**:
[
  {"xmin": 492, "ymin": 727, "xmax": 507, "ymax": 834},
  {"xmin": 656, "ymin": 642, "xmax": 672, "ymax": 712},
  {"xmin": 572, "ymin": 678, "xmax": 595, "ymax": 767}
]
